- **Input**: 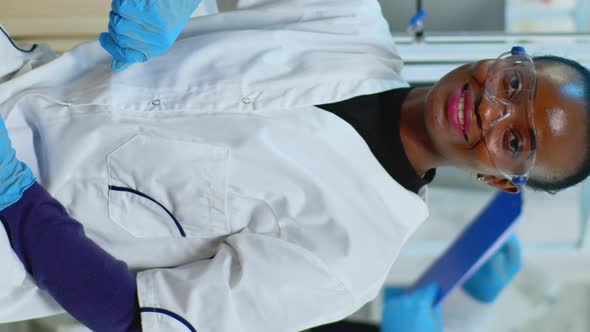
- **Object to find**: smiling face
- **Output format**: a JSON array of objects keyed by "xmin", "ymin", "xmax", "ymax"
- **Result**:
[{"xmin": 424, "ymin": 57, "xmax": 588, "ymax": 188}]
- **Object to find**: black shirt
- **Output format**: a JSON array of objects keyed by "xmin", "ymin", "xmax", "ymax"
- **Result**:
[
  {"xmin": 316, "ymin": 87, "xmax": 436, "ymax": 194},
  {"xmin": 310, "ymin": 88, "xmax": 436, "ymax": 332}
]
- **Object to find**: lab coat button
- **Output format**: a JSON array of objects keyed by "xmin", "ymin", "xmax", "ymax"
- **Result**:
[
  {"xmin": 152, "ymin": 99, "xmax": 161, "ymax": 106},
  {"xmin": 241, "ymin": 97, "xmax": 251, "ymax": 104}
]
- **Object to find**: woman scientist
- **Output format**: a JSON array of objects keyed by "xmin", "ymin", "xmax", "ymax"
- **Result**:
[{"xmin": 0, "ymin": 0, "xmax": 588, "ymax": 331}]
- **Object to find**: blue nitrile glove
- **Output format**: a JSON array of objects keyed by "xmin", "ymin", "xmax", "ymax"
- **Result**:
[
  {"xmin": 462, "ymin": 234, "xmax": 522, "ymax": 303},
  {"xmin": 100, "ymin": 0, "xmax": 203, "ymax": 72},
  {"xmin": 0, "ymin": 117, "xmax": 35, "ymax": 211},
  {"xmin": 381, "ymin": 283, "xmax": 443, "ymax": 332}
]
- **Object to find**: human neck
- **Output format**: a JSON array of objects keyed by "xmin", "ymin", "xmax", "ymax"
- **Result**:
[{"xmin": 399, "ymin": 87, "xmax": 442, "ymax": 177}]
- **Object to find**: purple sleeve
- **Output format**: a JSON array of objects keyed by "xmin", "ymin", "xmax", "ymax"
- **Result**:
[{"xmin": 0, "ymin": 182, "xmax": 142, "ymax": 332}]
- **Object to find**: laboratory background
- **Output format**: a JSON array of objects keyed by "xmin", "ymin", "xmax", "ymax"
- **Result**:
[{"xmin": 1, "ymin": 0, "xmax": 590, "ymax": 331}]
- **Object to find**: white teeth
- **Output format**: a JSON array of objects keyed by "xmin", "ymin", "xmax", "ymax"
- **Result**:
[{"xmin": 458, "ymin": 95, "xmax": 465, "ymax": 127}]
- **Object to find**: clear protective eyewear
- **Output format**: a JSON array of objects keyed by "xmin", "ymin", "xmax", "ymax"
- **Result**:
[{"xmin": 478, "ymin": 46, "xmax": 537, "ymax": 186}]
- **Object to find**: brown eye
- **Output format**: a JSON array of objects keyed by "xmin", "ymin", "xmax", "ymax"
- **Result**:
[
  {"xmin": 507, "ymin": 71, "xmax": 522, "ymax": 98},
  {"xmin": 505, "ymin": 128, "xmax": 523, "ymax": 157}
]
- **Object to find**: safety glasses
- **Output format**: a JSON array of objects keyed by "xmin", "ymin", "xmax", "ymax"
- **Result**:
[{"xmin": 479, "ymin": 46, "xmax": 537, "ymax": 186}]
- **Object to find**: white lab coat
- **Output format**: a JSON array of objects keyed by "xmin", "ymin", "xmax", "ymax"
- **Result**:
[{"xmin": 0, "ymin": 0, "xmax": 429, "ymax": 331}]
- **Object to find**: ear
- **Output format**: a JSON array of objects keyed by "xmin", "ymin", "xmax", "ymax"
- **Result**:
[{"xmin": 477, "ymin": 174, "xmax": 520, "ymax": 194}]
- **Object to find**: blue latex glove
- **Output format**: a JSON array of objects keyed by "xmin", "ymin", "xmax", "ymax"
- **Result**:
[
  {"xmin": 100, "ymin": 0, "xmax": 203, "ymax": 72},
  {"xmin": 462, "ymin": 234, "xmax": 522, "ymax": 303},
  {"xmin": 381, "ymin": 283, "xmax": 443, "ymax": 332},
  {"xmin": 0, "ymin": 117, "xmax": 35, "ymax": 211}
]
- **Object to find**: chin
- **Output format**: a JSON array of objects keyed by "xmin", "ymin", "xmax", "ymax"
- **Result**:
[{"xmin": 424, "ymin": 82, "xmax": 451, "ymax": 152}]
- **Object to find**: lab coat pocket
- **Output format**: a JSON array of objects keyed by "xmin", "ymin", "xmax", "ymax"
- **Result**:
[{"xmin": 107, "ymin": 134, "xmax": 229, "ymax": 238}]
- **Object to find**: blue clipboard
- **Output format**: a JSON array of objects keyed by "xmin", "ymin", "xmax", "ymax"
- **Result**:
[{"xmin": 406, "ymin": 190, "xmax": 523, "ymax": 307}]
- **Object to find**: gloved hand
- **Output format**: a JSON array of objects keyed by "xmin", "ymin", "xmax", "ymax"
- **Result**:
[
  {"xmin": 462, "ymin": 234, "xmax": 522, "ymax": 303},
  {"xmin": 381, "ymin": 283, "xmax": 443, "ymax": 332},
  {"xmin": 0, "ymin": 116, "xmax": 35, "ymax": 211},
  {"xmin": 100, "ymin": 0, "xmax": 203, "ymax": 72}
]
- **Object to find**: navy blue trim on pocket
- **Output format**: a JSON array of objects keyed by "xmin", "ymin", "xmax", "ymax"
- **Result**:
[
  {"xmin": 0, "ymin": 25, "xmax": 37, "ymax": 53},
  {"xmin": 108, "ymin": 185, "xmax": 187, "ymax": 237},
  {"xmin": 140, "ymin": 307, "xmax": 197, "ymax": 332}
]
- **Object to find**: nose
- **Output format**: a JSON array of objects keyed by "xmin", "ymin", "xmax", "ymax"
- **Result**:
[{"xmin": 477, "ymin": 94, "xmax": 508, "ymax": 130}]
